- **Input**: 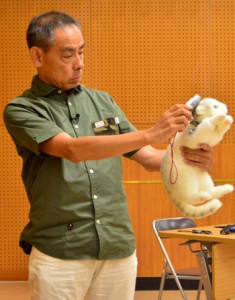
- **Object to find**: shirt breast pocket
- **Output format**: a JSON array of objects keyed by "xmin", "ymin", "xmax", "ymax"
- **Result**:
[{"xmin": 92, "ymin": 117, "xmax": 120, "ymax": 135}]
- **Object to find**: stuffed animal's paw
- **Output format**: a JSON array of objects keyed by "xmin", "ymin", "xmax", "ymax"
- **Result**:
[
  {"xmin": 217, "ymin": 114, "xmax": 226, "ymax": 121},
  {"xmin": 224, "ymin": 184, "xmax": 234, "ymax": 193},
  {"xmin": 224, "ymin": 115, "xmax": 233, "ymax": 125}
]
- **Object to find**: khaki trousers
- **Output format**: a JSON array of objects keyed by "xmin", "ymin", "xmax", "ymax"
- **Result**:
[{"xmin": 29, "ymin": 247, "xmax": 138, "ymax": 300}]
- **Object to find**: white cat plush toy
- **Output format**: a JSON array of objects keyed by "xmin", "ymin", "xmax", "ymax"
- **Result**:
[{"xmin": 161, "ymin": 96, "xmax": 234, "ymax": 219}]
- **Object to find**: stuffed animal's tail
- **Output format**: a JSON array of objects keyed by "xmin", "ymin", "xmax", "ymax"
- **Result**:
[{"xmin": 176, "ymin": 199, "xmax": 222, "ymax": 219}]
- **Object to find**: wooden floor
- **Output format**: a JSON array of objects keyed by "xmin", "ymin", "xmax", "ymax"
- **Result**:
[{"xmin": 0, "ymin": 281, "xmax": 207, "ymax": 300}]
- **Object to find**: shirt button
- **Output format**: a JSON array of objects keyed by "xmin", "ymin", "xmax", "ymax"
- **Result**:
[
  {"xmin": 93, "ymin": 195, "xmax": 98, "ymax": 199},
  {"xmin": 68, "ymin": 102, "xmax": 72, "ymax": 106},
  {"xmin": 58, "ymin": 90, "xmax": 62, "ymax": 94},
  {"xmin": 96, "ymin": 219, "xmax": 101, "ymax": 224},
  {"xmin": 89, "ymin": 169, "xmax": 94, "ymax": 174},
  {"xmin": 67, "ymin": 223, "xmax": 74, "ymax": 231},
  {"xmin": 74, "ymin": 125, "xmax": 79, "ymax": 129}
]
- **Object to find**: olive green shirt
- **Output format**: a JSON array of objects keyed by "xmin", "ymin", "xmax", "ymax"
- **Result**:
[{"xmin": 3, "ymin": 76, "xmax": 138, "ymax": 260}]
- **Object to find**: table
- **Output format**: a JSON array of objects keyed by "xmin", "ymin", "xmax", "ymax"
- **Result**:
[{"xmin": 158, "ymin": 225, "xmax": 235, "ymax": 300}]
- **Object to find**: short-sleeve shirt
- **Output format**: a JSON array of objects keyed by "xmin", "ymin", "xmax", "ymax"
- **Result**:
[{"xmin": 3, "ymin": 75, "xmax": 138, "ymax": 260}]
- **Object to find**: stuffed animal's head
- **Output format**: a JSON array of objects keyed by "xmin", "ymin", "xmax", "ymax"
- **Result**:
[{"xmin": 194, "ymin": 98, "xmax": 228, "ymax": 123}]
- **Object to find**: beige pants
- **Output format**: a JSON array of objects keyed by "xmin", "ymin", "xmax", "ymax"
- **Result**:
[{"xmin": 29, "ymin": 247, "xmax": 138, "ymax": 300}]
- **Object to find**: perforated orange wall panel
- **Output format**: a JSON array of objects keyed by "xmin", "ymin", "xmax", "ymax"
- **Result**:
[{"xmin": 0, "ymin": 0, "xmax": 234, "ymax": 279}]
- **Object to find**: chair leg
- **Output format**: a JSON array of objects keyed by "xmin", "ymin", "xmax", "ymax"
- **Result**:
[
  {"xmin": 159, "ymin": 261, "xmax": 188, "ymax": 300},
  {"xmin": 158, "ymin": 261, "xmax": 168, "ymax": 300},
  {"xmin": 173, "ymin": 277, "xmax": 188, "ymax": 300},
  {"xmin": 196, "ymin": 280, "xmax": 203, "ymax": 300},
  {"xmin": 164, "ymin": 261, "xmax": 188, "ymax": 300}
]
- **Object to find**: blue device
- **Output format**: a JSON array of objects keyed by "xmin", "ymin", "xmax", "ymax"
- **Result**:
[{"xmin": 220, "ymin": 224, "xmax": 235, "ymax": 235}]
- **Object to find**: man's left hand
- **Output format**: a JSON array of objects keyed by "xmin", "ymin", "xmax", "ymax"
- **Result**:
[{"xmin": 180, "ymin": 143, "xmax": 213, "ymax": 172}]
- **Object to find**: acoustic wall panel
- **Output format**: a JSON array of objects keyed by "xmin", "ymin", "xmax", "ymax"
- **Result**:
[
  {"xmin": 91, "ymin": 0, "xmax": 235, "ymax": 142},
  {"xmin": 210, "ymin": 0, "xmax": 235, "ymax": 144},
  {"xmin": 91, "ymin": 1, "xmax": 209, "ymax": 123}
]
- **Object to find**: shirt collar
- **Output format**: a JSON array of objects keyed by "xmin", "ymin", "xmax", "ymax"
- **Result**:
[{"xmin": 31, "ymin": 75, "xmax": 81, "ymax": 97}]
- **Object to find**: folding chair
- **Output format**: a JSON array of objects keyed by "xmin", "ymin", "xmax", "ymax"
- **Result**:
[{"xmin": 152, "ymin": 217, "xmax": 204, "ymax": 300}]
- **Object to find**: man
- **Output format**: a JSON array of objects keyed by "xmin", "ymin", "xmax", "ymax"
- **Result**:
[{"xmin": 3, "ymin": 11, "xmax": 212, "ymax": 300}]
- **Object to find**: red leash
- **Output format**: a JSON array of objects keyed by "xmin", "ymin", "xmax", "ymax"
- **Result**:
[{"xmin": 169, "ymin": 136, "xmax": 178, "ymax": 184}]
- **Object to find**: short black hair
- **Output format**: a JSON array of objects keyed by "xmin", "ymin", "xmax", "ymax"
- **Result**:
[{"xmin": 26, "ymin": 10, "xmax": 81, "ymax": 52}]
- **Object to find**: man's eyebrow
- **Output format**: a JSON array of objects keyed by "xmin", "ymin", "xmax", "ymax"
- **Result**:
[{"xmin": 61, "ymin": 43, "xmax": 85, "ymax": 53}]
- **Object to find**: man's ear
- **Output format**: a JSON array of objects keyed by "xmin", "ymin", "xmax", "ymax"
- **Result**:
[{"xmin": 29, "ymin": 47, "xmax": 44, "ymax": 68}]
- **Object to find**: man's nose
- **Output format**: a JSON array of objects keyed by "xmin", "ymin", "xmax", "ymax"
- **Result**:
[{"xmin": 73, "ymin": 55, "xmax": 84, "ymax": 69}]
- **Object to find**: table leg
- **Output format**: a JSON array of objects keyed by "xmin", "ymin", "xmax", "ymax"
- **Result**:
[
  {"xmin": 212, "ymin": 243, "xmax": 235, "ymax": 300},
  {"xmin": 196, "ymin": 250, "xmax": 212, "ymax": 300}
]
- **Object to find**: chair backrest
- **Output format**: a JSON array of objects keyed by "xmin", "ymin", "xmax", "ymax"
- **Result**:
[
  {"xmin": 153, "ymin": 217, "xmax": 196, "ymax": 233},
  {"xmin": 152, "ymin": 217, "xmax": 197, "ymax": 265}
]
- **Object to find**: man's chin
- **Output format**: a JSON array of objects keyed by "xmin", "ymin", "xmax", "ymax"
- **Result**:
[
  {"xmin": 71, "ymin": 76, "xmax": 82, "ymax": 83},
  {"xmin": 64, "ymin": 81, "xmax": 81, "ymax": 90}
]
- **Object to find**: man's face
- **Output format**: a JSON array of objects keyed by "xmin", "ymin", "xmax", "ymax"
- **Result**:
[{"xmin": 37, "ymin": 25, "xmax": 85, "ymax": 91}]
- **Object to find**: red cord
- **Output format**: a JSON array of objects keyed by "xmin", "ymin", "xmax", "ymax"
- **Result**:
[{"xmin": 169, "ymin": 136, "xmax": 178, "ymax": 184}]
